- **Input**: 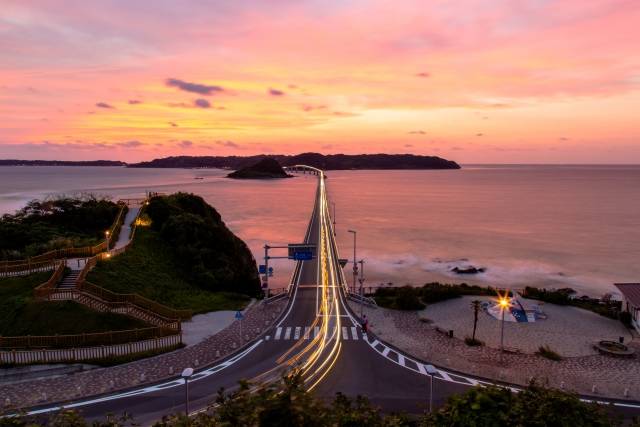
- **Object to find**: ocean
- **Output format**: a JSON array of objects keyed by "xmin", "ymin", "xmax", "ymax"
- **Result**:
[{"xmin": 1, "ymin": 165, "xmax": 638, "ymax": 297}]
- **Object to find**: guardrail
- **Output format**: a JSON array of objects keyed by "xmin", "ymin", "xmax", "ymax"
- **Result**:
[{"xmin": 0, "ymin": 333, "xmax": 182, "ymax": 365}]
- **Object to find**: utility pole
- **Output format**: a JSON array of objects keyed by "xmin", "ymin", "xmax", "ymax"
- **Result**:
[
  {"xmin": 358, "ymin": 259, "xmax": 365, "ymax": 319},
  {"xmin": 348, "ymin": 230, "xmax": 357, "ymax": 294}
]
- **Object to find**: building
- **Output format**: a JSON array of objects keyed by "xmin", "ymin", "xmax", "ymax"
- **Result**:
[{"xmin": 614, "ymin": 283, "xmax": 640, "ymax": 333}]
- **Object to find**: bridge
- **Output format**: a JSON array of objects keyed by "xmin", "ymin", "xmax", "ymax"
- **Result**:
[{"xmin": 23, "ymin": 166, "xmax": 640, "ymax": 423}]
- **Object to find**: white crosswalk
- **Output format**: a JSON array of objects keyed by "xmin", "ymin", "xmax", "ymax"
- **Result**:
[{"xmin": 270, "ymin": 326, "xmax": 363, "ymax": 341}]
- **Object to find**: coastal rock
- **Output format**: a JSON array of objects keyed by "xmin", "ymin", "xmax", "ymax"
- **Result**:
[
  {"xmin": 227, "ymin": 158, "xmax": 292, "ymax": 179},
  {"xmin": 452, "ymin": 266, "xmax": 486, "ymax": 275}
]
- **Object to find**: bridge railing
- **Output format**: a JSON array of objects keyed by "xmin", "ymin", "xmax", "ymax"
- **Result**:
[{"xmin": 32, "ymin": 261, "xmax": 67, "ymax": 299}]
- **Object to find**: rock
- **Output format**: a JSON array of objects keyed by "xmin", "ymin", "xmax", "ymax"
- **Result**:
[
  {"xmin": 452, "ymin": 266, "xmax": 486, "ymax": 275},
  {"xmin": 227, "ymin": 158, "xmax": 292, "ymax": 179}
]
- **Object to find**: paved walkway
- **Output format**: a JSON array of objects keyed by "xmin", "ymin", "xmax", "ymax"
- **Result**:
[
  {"xmin": 0, "ymin": 299, "xmax": 287, "ymax": 410},
  {"xmin": 351, "ymin": 301, "xmax": 640, "ymax": 400},
  {"xmin": 113, "ymin": 207, "xmax": 139, "ymax": 250}
]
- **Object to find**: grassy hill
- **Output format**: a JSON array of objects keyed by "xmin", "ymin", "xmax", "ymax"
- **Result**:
[
  {"xmin": 87, "ymin": 193, "xmax": 260, "ymax": 313},
  {"xmin": 0, "ymin": 272, "xmax": 147, "ymax": 337}
]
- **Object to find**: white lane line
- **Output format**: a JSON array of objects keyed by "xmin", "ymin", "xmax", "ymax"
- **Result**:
[
  {"xmin": 275, "ymin": 327, "xmax": 282, "ymax": 340},
  {"xmin": 417, "ymin": 363, "xmax": 426, "ymax": 375},
  {"xmin": 304, "ymin": 326, "xmax": 310, "ymax": 339},
  {"xmin": 314, "ymin": 326, "xmax": 320, "ymax": 338},
  {"xmin": 351, "ymin": 326, "xmax": 358, "ymax": 340},
  {"xmin": 265, "ymin": 335, "xmax": 270, "ymax": 341},
  {"xmin": 439, "ymin": 371, "xmax": 453, "ymax": 381},
  {"xmin": 342, "ymin": 326, "xmax": 348, "ymax": 340},
  {"xmin": 381, "ymin": 347, "xmax": 390, "ymax": 357},
  {"xmin": 284, "ymin": 327, "xmax": 291, "ymax": 340},
  {"xmin": 294, "ymin": 326, "xmax": 301, "ymax": 340},
  {"xmin": 370, "ymin": 339, "xmax": 380, "ymax": 348},
  {"xmin": 398, "ymin": 354, "xmax": 405, "ymax": 367}
]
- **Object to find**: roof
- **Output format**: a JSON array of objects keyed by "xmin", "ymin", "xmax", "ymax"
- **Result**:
[{"xmin": 614, "ymin": 283, "xmax": 640, "ymax": 307}]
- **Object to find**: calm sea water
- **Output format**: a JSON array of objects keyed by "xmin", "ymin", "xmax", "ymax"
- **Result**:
[{"xmin": 1, "ymin": 165, "xmax": 638, "ymax": 296}]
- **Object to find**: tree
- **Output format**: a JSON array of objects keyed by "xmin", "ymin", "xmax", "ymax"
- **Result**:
[{"xmin": 471, "ymin": 299, "xmax": 481, "ymax": 342}]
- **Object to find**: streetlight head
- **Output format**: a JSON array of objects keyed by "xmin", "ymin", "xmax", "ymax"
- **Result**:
[
  {"xmin": 499, "ymin": 297, "xmax": 509, "ymax": 308},
  {"xmin": 105, "ymin": 230, "xmax": 110, "ymax": 236},
  {"xmin": 181, "ymin": 367, "xmax": 194, "ymax": 378}
]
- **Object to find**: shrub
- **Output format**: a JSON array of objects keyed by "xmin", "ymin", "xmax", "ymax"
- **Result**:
[
  {"xmin": 536, "ymin": 345, "xmax": 563, "ymax": 361},
  {"xmin": 464, "ymin": 337, "xmax": 484, "ymax": 346}
]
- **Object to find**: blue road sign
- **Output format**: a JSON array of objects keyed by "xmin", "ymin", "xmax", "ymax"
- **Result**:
[
  {"xmin": 293, "ymin": 251, "xmax": 313, "ymax": 261},
  {"xmin": 258, "ymin": 265, "xmax": 266, "ymax": 274},
  {"xmin": 235, "ymin": 310, "xmax": 243, "ymax": 320}
]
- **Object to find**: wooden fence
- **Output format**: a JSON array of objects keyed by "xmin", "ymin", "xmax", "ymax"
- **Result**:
[
  {"xmin": 0, "ymin": 333, "xmax": 182, "ymax": 365},
  {"xmin": 80, "ymin": 281, "xmax": 192, "ymax": 320},
  {"xmin": 32, "ymin": 261, "xmax": 66, "ymax": 299}
]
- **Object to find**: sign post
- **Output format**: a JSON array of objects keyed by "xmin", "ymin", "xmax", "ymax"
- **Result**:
[{"xmin": 235, "ymin": 310, "xmax": 244, "ymax": 343}]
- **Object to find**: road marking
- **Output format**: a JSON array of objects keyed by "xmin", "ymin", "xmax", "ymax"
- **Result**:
[
  {"xmin": 304, "ymin": 326, "xmax": 310, "ymax": 339},
  {"xmin": 417, "ymin": 363, "xmax": 426, "ymax": 374},
  {"xmin": 294, "ymin": 327, "xmax": 301, "ymax": 339},
  {"xmin": 314, "ymin": 326, "xmax": 320, "ymax": 338},
  {"xmin": 275, "ymin": 327, "xmax": 282, "ymax": 340},
  {"xmin": 381, "ymin": 347, "xmax": 390, "ymax": 357},
  {"xmin": 351, "ymin": 326, "xmax": 358, "ymax": 340},
  {"xmin": 265, "ymin": 335, "xmax": 270, "ymax": 341},
  {"xmin": 284, "ymin": 327, "xmax": 291, "ymax": 340},
  {"xmin": 398, "ymin": 354, "xmax": 405, "ymax": 366},
  {"xmin": 342, "ymin": 326, "xmax": 348, "ymax": 340}
]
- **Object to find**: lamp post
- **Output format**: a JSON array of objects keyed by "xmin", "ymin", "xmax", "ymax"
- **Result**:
[
  {"xmin": 425, "ymin": 364, "xmax": 437, "ymax": 413},
  {"xmin": 498, "ymin": 295, "xmax": 510, "ymax": 363},
  {"xmin": 105, "ymin": 230, "xmax": 110, "ymax": 250},
  {"xmin": 181, "ymin": 367, "xmax": 194, "ymax": 416},
  {"xmin": 358, "ymin": 259, "xmax": 365, "ymax": 318},
  {"xmin": 332, "ymin": 202, "xmax": 336, "ymax": 236},
  {"xmin": 348, "ymin": 230, "xmax": 357, "ymax": 294}
]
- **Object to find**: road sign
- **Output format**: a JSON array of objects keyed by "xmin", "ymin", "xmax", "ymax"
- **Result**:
[
  {"xmin": 288, "ymin": 243, "xmax": 316, "ymax": 259},
  {"xmin": 259, "ymin": 265, "xmax": 266, "ymax": 274},
  {"xmin": 235, "ymin": 311, "xmax": 243, "ymax": 320},
  {"xmin": 293, "ymin": 251, "xmax": 313, "ymax": 261}
]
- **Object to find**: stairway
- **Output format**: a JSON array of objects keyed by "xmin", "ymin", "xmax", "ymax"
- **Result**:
[{"xmin": 58, "ymin": 269, "xmax": 81, "ymax": 289}]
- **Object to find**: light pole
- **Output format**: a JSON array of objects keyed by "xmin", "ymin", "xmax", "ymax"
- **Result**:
[
  {"xmin": 499, "ymin": 295, "xmax": 510, "ymax": 363},
  {"xmin": 181, "ymin": 367, "xmax": 194, "ymax": 416},
  {"xmin": 105, "ymin": 230, "xmax": 110, "ymax": 250},
  {"xmin": 348, "ymin": 230, "xmax": 357, "ymax": 294},
  {"xmin": 425, "ymin": 364, "xmax": 437, "ymax": 413},
  {"xmin": 332, "ymin": 202, "xmax": 336, "ymax": 236},
  {"xmin": 358, "ymin": 259, "xmax": 365, "ymax": 318}
]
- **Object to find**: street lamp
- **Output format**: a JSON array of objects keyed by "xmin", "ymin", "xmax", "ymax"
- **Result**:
[
  {"xmin": 348, "ymin": 230, "xmax": 357, "ymax": 294},
  {"xmin": 425, "ymin": 364, "xmax": 437, "ymax": 413},
  {"xmin": 358, "ymin": 259, "xmax": 365, "ymax": 318},
  {"xmin": 498, "ymin": 294, "xmax": 510, "ymax": 362},
  {"xmin": 332, "ymin": 202, "xmax": 336, "ymax": 236},
  {"xmin": 104, "ymin": 230, "xmax": 110, "ymax": 249},
  {"xmin": 181, "ymin": 367, "xmax": 194, "ymax": 416}
]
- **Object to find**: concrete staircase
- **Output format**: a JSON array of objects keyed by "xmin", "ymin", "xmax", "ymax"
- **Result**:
[{"xmin": 57, "ymin": 269, "xmax": 81, "ymax": 289}]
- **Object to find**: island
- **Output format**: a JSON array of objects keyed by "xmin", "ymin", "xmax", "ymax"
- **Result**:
[
  {"xmin": 227, "ymin": 157, "xmax": 292, "ymax": 179},
  {"xmin": 0, "ymin": 159, "xmax": 126, "ymax": 167},
  {"xmin": 128, "ymin": 152, "xmax": 461, "ymax": 170}
]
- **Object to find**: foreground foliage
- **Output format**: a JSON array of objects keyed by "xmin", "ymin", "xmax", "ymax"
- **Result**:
[
  {"xmin": 2, "ymin": 374, "xmax": 634, "ymax": 426},
  {"xmin": 0, "ymin": 195, "xmax": 120, "ymax": 260}
]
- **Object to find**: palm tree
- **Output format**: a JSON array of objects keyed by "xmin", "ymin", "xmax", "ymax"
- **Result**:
[{"xmin": 471, "ymin": 300, "xmax": 481, "ymax": 342}]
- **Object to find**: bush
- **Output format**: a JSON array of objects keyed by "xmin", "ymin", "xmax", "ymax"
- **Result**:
[
  {"xmin": 620, "ymin": 311, "xmax": 632, "ymax": 326},
  {"xmin": 464, "ymin": 337, "xmax": 484, "ymax": 346},
  {"xmin": 536, "ymin": 345, "xmax": 563, "ymax": 361}
]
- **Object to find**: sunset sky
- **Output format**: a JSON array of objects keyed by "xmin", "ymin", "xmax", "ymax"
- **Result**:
[{"xmin": 1, "ymin": 0, "xmax": 639, "ymax": 163}]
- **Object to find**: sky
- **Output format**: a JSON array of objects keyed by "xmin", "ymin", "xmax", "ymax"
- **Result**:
[{"xmin": 1, "ymin": 0, "xmax": 639, "ymax": 163}]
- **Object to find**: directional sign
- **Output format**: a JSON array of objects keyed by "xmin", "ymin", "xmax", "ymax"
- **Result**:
[
  {"xmin": 288, "ymin": 243, "xmax": 316, "ymax": 259},
  {"xmin": 293, "ymin": 251, "xmax": 313, "ymax": 261},
  {"xmin": 259, "ymin": 265, "xmax": 267, "ymax": 274},
  {"xmin": 235, "ymin": 310, "xmax": 244, "ymax": 320}
]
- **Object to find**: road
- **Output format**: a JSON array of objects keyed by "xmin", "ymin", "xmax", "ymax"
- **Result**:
[{"xmin": 25, "ymin": 166, "xmax": 640, "ymax": 423}]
